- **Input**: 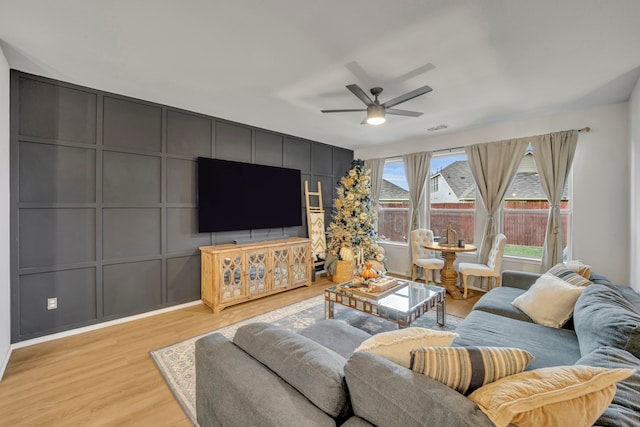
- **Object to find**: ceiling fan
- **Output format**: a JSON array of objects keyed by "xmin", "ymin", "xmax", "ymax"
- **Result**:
[{"xmin": 321, "ymin": 84, "xmax": 433, "ymax": 125}]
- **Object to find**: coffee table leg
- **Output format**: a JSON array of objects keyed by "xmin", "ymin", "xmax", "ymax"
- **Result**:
[
  {"xmin": 325, "ymin": 300, "xmax": 334, "ymax": 319},
  {"xmin": 437, "ymin": 298, "xmax": 446, "ymax": 327}
]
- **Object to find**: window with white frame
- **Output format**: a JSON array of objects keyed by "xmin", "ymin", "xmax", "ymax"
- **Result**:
[
  {"xmin": 377, "ymin": 159, "xmax": 410, "ymax": 243},
  {"xmin": 502, "ymin": 147, "xmax": 571, "ymax": 259},
  {"xmin": 429, "ymin": 152, "xmax": 475, "ymax": 244}
]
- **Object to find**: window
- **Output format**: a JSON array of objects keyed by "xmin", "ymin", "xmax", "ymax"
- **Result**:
[
  {"xmin": 377, "ymin": 159, "xmax": 410, "ymax": 243},
  {"xmin": 502, "ymin": 148, "xmax": 571, "ymax": 259},
  {"xmin": 375, "ymin": 148, "xmax": 571, "ymax": 257},
  {"xmin": 429, "ymin": 153, "xmax": 475, "ymax": 244}
]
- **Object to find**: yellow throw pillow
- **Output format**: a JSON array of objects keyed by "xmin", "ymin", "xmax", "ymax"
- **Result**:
[
  {"xmin": 354, "ymin": 328, "xmax": 458, "ymax": 368},
  {"xmin": 512, "ymin": 273, "xmax": 584, "ymax": 328},
  {"xmin": 468, "ymin": 365, "xmax": 636, "ymax": 427},
  {"xmin": 564, "ymin": 260, "xmax": 591, "ymax": 279},
  {"xmin": 409, "ymin": 346, "xmax": 533, "ymax": 395}
]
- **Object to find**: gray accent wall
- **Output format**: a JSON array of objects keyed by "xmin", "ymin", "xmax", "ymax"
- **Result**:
[{"xmin": 10, "ymin": 70, "xmax": 353, "ymax": 342}]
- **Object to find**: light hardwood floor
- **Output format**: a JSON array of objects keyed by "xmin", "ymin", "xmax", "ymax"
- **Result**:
[{"xmin": 0, "ymin": 275, "xmax": 481, "ymax": 426}]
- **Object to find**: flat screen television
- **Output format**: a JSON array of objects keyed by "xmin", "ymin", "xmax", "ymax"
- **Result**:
[{"xmin": 197, "ymin": 157, "xmax": 302, "ymax": 232}]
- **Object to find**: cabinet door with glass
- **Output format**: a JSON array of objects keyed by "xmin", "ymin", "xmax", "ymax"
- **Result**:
[
  {"xmin": 217, "ymin": 251, "xmax": 245, "ymax": 304},
  {"xmin": 245, "ymin": 248, "xmax": 270, "ymax": 296},
  {"xmin": 272, "ymin": 247, "xmax": 290, "ymax": 290},
  {"xmin": 290, "ymin": 244, "xmax": 310, "ymax": 286}
]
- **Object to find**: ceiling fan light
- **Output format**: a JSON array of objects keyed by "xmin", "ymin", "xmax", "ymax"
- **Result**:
[
  {"xmin": 367, "ymin": 116, "xmax": 386, "ymax": 125},
  {"xmin": 366, "ymin": 105, "xmax": 386, "ymax": 125}
]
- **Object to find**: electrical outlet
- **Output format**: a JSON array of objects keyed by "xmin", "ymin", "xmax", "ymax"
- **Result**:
[{"xmin": 47, "ymin": 297, "xmax": 58, "ymax": 310}]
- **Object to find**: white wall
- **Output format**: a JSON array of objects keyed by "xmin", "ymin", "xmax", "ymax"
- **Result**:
[
  {"xmin": 630, "ymin": 77, "xmax": 640, "ymax": 292},
  {"xmin": 0, "ymin": 45, "xmax": 11, "ymax": 379},
  {"xmin": 357, "ymin": 103, "xmax": 631, "ymax": 285}
]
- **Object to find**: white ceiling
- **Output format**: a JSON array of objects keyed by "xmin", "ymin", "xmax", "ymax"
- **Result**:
[{"xmin": 1, "ymin": 0, "xmax": 640, "ymax": 150}]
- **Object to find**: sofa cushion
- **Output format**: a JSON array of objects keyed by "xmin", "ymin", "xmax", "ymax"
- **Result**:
[
  {"xmin": 344, "ymin": 352, "xmax": 494, "ymax": 427},
  {"xmin": 589, "ymin": 271, "xmax": 616, "ymax": 286},
  {"xmin": 340, "ymin": 416, "xmax": 376, "ymax": 427},
  {"xmin": 195, "ymin": 333, "xmax": 336, "ymax": 427},
  {"xmin": 472, "ymin": 286, "xmax": 533, "ymax": 323},
  {"xmin": 298, "ymin": 319, "xmax": 371, "ymax": 358},
  {"xmin": 453, "ymin": 310, "xmax": 581, "ymax": 369},
  {"xmin": 617, "ymin": 284, "xmax": 640, "ymax": 309},
  {"xmin": 233, "ymin": 322, "xmax": 349, "ymax": 418},
  {"xmin": 501, "ymin": 270, "xmax": 541, "ymax": 290},
  {"xmin": 468, "ymin": 365, "xmax": 634, "ymax": 427},
  {"xmin": 573, "ymin": 284, "xmax": 640, "ymax": 359},
  {"xmin": 409, "ymin": 346, "xmax": 533, "ymax": 395},
  {"xmin": 355, "ymin": 328, "xmax": 458, "ymax": 368},
  {"xmin": 576, "ymin": 346, "xmax": 640, "ymax": 427},
  {"xmin": 511, "ymin": 273, "xmax": 584, "ymax": 328},
  {"xmin": 547, "ymin": 263, "xmax": 593, "ymax": 287}
]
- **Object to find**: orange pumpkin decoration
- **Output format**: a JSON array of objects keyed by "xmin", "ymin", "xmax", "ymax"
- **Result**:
[{"xmin": 360, "ymin": 262, "xmax": 378, "ymax": 279}]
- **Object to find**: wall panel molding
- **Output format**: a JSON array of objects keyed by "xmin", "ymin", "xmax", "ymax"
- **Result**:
[{"xmin": 9, "ymin": 70, "xmax": 353, "ymax": 342}]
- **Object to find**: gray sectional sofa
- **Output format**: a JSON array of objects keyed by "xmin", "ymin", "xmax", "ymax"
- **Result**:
[{"xmin": 195, "ymin": 270, "xmax": 640, "ymax": 427}]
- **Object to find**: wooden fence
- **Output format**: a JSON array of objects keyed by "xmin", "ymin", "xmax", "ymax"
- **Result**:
[
  {"xmin": 377, "ymin": 200, "xmax": 569, "ymax": 247},
  {"xmin": 504, "ymin": 200, "xmax": 569, "ymax": 246}
]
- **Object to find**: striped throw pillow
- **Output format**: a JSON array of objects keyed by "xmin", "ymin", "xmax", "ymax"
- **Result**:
[
  {"xmin": 409, "ymin": 346, "xmax": 534, "ymax": 395},
  {"xmin": 547, "ymin": 263, "xmax": 592, "ymax": 287}
]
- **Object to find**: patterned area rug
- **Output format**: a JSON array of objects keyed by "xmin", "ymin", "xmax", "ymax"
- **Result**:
[{"xmin": 150, "ymin": 294, "xmax": 461, "ymax": 426}]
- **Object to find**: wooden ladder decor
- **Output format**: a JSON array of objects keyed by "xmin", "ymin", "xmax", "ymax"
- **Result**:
[{"xmin": 304, "ymin": 181, "xmax": 327, "ymax": 277}]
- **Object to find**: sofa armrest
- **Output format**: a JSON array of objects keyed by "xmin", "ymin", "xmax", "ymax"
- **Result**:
[
  {"xmin": 195, "ymin": 333, "xmax": 335, "ymax": 427},
  {"xmin": 344, "ymin": 352, "xmax": 493, "ymax": 427},
  {"xmin": 501, "ymin": 270, "xmax": 541, "ymax": 290}
]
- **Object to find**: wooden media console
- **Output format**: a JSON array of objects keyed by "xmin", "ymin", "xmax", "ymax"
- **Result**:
[{"xmin": 200, "ymin": 237, "xmax": 312, "ymax": 313}]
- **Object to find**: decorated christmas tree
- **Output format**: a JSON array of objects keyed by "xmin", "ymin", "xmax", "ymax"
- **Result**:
[{"xmin": 325, "ymin": 159, "xmax": 385, "ymax": 275}]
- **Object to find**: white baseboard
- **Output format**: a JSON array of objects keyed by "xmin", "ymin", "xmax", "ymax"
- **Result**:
[
  {"xmin": 11, "ymin": 300, "xmax": 202, "ymax": 350},
  {"xmin": 0, "ymin": 346, "xmax": 11, "ymax": 381}
]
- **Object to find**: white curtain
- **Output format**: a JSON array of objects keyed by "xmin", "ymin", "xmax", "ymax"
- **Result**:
[
  {"xmin": 365, "ymin": 158, "xmax": 386, "ymax": 206},
  {"xmin": 466, "ymin": 140, "xmax": 528, "ymax": 264},
  {"xmin": 402, "ymin": 152, "xmax": 432, "ymax": 232},
  {"xmin": 531, "ymin": 130, "xmax": 578, "ymax": 271}
]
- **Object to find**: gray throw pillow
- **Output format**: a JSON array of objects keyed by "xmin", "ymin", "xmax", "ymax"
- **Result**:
[
  {"xmin": 576, "ymin": 346, "xmax": 640, "ymax": 427},
  {"xmin": 233, "ymin": 322, "xmax": 349, "ymax": 418},
  {"xmin": 573, "ymin": 284, "xmax": 640, "ymax": 359}
]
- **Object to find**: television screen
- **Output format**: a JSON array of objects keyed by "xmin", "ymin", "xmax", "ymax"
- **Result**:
[{"xmin": 197, "ymin": 157, "xmax": 302, "ymax": 232}]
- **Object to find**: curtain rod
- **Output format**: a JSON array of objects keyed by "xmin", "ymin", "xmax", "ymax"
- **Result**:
[{"xmin": 430, "ymin": 127, "xmax": 590, "ymax": 154}]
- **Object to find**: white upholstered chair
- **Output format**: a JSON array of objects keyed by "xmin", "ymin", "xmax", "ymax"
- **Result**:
[
  {"xmin": 458, "ymin": 233, "xmax": 507, "ymax": 299},
  {"xmin": 411, "ymin": 229, "xmax": 444, "ymax": 283}
]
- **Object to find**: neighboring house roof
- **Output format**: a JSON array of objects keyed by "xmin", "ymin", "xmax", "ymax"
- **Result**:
[
  {"xmin": 379, "ymin": 179, "xmax": 409, "ymax": 200},
  {"xmin": 378, "ymin": 156, "xmax": 569, "ymax": 202},
  {"xmin": 433, "ymin": 161, "xmax": 476, "ymax": 200},
  {"xmin": 434, "ymin": 157, "xmax": 568, "ymax": 201}
]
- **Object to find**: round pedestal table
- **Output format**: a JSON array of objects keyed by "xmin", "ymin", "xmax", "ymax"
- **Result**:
[{"xmin": 423, "ymin": 242, "xmax": 477, "ymax": 300}]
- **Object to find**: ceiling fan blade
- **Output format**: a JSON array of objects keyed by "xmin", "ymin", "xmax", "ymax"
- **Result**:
[
  {"xmin": 390, "ymin": 63, "xmax": 436, "ymax": 84},
  {"xmin": 321, "ymin": 109, "xmax": 366, "ymax": 113},
  {"xmin": 346, "ymin": 84, "xmax": 374, "ymax": 106},
  {"xmin": 386, "ymin": 108, "xmax": 423, "ymax": 117},
  {"xmin": 383, "ymin": 85, "xmax": 433, "ymax": 108},
  {"xmin": 344, "ymin": 61, "xmax": 374, "ymax": 88}
]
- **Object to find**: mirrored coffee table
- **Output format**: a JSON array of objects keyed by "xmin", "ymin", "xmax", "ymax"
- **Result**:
[{"xmin": 324, "ymin": 279, "xmax": 446, "ymax": 328}]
